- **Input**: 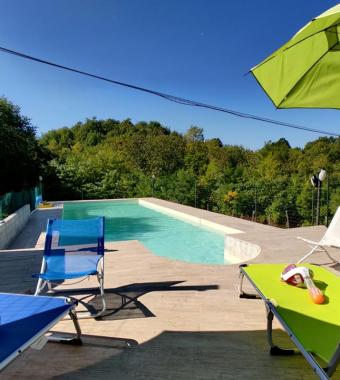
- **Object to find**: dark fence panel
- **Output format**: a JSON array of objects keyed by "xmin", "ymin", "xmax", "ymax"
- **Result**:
[{"xmin": 0, "ymin": 186, "xmax": 39, "ymax": 219}]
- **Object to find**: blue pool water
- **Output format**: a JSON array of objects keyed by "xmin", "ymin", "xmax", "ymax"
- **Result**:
[{"xmin": 63, "ymin": 200, "xmax": 229, "ymax": 265}]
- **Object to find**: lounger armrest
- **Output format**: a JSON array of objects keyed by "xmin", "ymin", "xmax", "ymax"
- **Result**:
[{"xmin": 297, "ymin": 236, "xmax": 321, "ymax": 245}]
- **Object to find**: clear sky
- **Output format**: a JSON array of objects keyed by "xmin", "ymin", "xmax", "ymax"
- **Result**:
[{"xmin": 0, "ymin": 0, "xmax": 339, "ymax": 149}]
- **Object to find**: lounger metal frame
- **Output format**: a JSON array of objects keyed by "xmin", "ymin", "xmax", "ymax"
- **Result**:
[
  {"xmin": 239, "ymin": 264, "xmax": 340, "ymax": 380},
  {"xmin": 297, "ymin": 237, "xmax": 338, "ymax": 264},
  {"xmin": 297, "ymin": 206, "xmax": 340, "ymax": 264}
]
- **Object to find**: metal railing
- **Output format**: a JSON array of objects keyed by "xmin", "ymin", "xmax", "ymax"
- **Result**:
[{"xmin": 151, "ymin": 179, "xmax": 340, "ymax": 229}]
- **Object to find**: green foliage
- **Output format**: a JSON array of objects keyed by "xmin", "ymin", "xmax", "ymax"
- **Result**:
[
  {"xmin": 125, "ymin": 133, "xmax": 185, "ymax": 176},
  {"xmin": 0, "ymin": 97, "xmax": 42, "ymax": 195},
  {"xmin": 36, "ymin": 116, "xmax": 340, "ymax": 228}
]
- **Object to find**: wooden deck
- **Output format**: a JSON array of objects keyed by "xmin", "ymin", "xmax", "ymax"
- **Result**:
[{"xmin": 2, "ymin": 198, "xmax": 340, "ymax": 379}]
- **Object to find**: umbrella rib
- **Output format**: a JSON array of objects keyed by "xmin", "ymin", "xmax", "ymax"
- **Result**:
[
  {"xmin": 252, "ymin": 23, "xmax": 340, "ymax": 72},
  {"xmin": 277, "ymin": 37, "xmax": 339, "ymax": 108},
  {"xmin": 251, "ymin": 29, "xmax": 325, "ymax": 71},
  {"xmin": 280, "ymin": 24, "xmax": 340, "ymax": 54}
]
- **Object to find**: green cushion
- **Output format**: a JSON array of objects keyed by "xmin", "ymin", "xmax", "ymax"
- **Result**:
[{"xmin": 243, "ymin": 264, "xmax": 340, "ymax": 363}]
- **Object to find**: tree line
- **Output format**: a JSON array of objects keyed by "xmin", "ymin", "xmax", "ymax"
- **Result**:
[{"xmin": 2, "ymin": 97, "xmax": 340, "ymax": 227}]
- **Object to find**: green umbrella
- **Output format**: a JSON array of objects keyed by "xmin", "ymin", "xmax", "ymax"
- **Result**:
[{"xmin": 251, "ymin": 4, "xmax": 340, "ymax": 109}]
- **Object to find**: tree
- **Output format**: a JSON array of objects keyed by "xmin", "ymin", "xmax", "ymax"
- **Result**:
[
  {"xmin": 0, "ymin": 97, "xmax": 41, "ymax": 194},
  {"xmin": 184, "ymin": 126, "xmax": 204, "ymax": 142}
]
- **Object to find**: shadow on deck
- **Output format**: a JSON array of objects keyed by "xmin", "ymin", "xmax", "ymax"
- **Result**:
[{"xmin": 4, "ymin": 329, "xmax": 329, "ymax": 379}]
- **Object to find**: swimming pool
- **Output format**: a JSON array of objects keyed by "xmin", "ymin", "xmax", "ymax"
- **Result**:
[{"xmin": 63, "ymin": 200, "xmax": 232, "ymax": 265}]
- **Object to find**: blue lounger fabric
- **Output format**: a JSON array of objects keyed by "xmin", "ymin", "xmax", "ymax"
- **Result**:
[
  {"xmin": 32, "ymin": 248, "xmax": 103, "ymax": 280},
  {"xmin": 32, "ymin": 217, "xmax": 105, "ymax": 281},
  {"xmin": 0, "ymin": 293, "xmax": 72, "ymax": 367}
]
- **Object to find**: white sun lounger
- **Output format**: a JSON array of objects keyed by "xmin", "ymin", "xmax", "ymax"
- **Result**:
[{"xmin": 298, "ymin": 206, "xmax": 340, "ymax": 264}]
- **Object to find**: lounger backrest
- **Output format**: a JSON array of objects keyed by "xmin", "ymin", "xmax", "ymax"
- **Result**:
[
  {"xmin": 44, "ymin": 217, "xmax": 105, "ymax": 256},
  {"xmin": 321, "ymin": 206, "xmax": 340, "ymax": 247}
]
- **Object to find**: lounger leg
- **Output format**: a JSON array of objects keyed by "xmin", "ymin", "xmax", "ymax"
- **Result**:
[
  {"xmin": 69, "ymin": 308, "xmax": 82, "ymax": 343},
  {"xmin": 47, "ymin": 307, "xmax": 83, "ymax": 345},
  {"xmin": 89, "ymin": 257, "xmax": 107, "ymax": 318},
  {"xmin": 75, "ymin": 258, "xmax": 107, "ymax": 319},
  {"xmin": 324, "ymin": 343, "xmax": 340, "ymax": 377},
  {"xmin": 34, "ymin": 279, "xmax": 47, "ymax": 296},
  {"xmin": 47, "ymin": 282, "xmax": 53, "ymax": 292},
  {"xmin": 298, "ymin": 245, "xmax": 338, "ymax": 264},
  {"xmin": 239, "ymin": 269, "xmax": 261, "ymax": 299},
  {"xmin": 323, "ymin": 247, "xmax": 338, "ymax": 264},
  {"xmin": 34, "ymin": 258, "xmax": 48, "ymax": 295},
  {"xmin": 266, "ymin": 305, "xmax": 296, "ymax": 356},
  {"xmin": 95, "ymin": 266, "xmax": 107, "ymax": 317},
  {"xmin": 297, "ymin": 245, "xmax": 320, "ymax": 264}
]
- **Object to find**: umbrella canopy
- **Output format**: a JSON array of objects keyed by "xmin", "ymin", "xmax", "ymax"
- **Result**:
[{"xmin": 251, "ymin": 4, "xmax": 340, "ymax": 109}]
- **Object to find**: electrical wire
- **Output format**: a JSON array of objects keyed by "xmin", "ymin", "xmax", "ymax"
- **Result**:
[{"xmin": 0, "ymin": 45, "xmax": 339, "ymax": 137}]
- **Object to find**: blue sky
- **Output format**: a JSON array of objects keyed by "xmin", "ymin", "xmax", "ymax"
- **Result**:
[{"xmin": 0, "ymin": 0, "xmax": 339, "ymax": 149}]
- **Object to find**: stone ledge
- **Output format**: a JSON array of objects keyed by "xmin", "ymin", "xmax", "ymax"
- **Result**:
[
  {"xmin": 139, "ymin": 199, "xmax": 243, "ymax": 235},
  {"xmin": 224, "ymin": 235, "xmax": 261, "ymax": 263}
]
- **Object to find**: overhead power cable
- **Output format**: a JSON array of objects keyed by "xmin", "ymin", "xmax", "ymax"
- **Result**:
[{"xmin": 0, "ymin": 45, "xmax": 339, "ymax": 137}]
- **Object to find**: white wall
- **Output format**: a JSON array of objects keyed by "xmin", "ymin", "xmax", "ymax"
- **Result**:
[{"xmin": 0, "ymin": 204, "xmax": 31, "ymax": 249}]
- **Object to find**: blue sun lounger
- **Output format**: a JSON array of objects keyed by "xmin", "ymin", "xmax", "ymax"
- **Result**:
[
  {"xmin": 0, "ymin": 293, "xmax": 82, "ymax": 372},
  {"xmin": 33, "ymin": 217, "xmax": 106, "ymax": 318}
]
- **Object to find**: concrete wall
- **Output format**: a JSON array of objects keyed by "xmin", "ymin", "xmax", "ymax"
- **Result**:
[{"xmin": 0, "ymin": 204, "xmax": 31, "ymax": 249}]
